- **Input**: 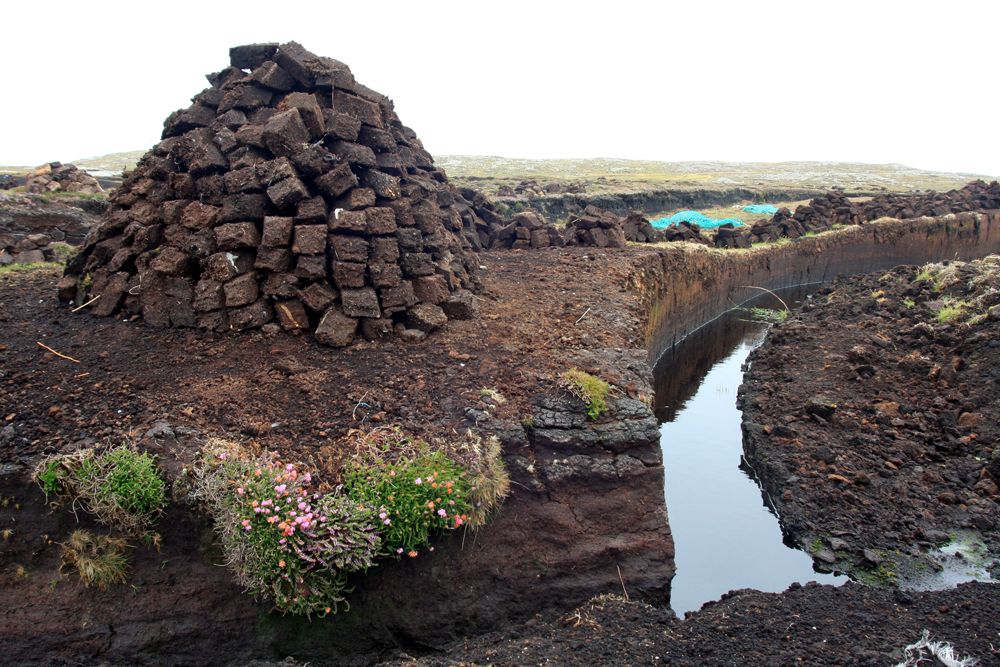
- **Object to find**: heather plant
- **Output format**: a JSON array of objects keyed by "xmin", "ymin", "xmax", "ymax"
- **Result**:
[
  {"xmin": 192, "ymin": 448, "xmax": 381, "ymax": 617},
  {"xmin": 343, "ymin": 449, "xmax": 472, "ymax": 557},
  {"xmin": 34, "ymin": 445, "xmax": 166, "ymax": 536}
]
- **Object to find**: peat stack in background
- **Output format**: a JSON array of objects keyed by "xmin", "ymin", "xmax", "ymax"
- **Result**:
[
  {"xmin": 621, "ymin": 211, "xmax": 661, "ymax": 243},
  {"xmin": 564, "ymin": 205, "xmax": 627, "ymax": 248},
  {"xmin": 25, "ymin": 162, "xmax": 104, "ymax": 195},
  {"xmin": 488, "ymin": 211, "xmax": 564, "ymax": 249},
  {"xmin": 60, "ymin": 42, "xmax": 488, "ymax": 347}
]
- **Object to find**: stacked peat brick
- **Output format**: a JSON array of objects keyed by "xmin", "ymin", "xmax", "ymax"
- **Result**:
[
  {"xmin": 564, "ymin": 205, "xmax": 627, "ymax": 248},
  {"xmin": 621, "ymin": 211, "xmax": 662, "ymax": 243},
  {"xmin": 488, "ymin": 211, "xmax": 564, "ymax": 249},
  {"xmin": 726, "ymin": 180, "xmax": 1000, "ymax": 248},
  {"xmin": 60, "ymin": 42, "xmax": 487, "ymax": 346},
  {"xmin": 25, "ymin": 162, "xmax": 104, "ymax": 195}
]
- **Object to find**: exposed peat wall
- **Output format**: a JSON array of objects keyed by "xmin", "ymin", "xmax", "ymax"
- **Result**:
[{"xmin": 635, "ymin": 211, "xmax": 1000, "ymax": 362}]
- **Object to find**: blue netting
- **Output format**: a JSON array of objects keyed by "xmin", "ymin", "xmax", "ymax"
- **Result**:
[
  {"xmin": 650, "ymin": 210, "xmax": 745, "ymax": 229},
  {"xmin": 742, "ymin": 204, "xmax": 779, "ymax": 214}
]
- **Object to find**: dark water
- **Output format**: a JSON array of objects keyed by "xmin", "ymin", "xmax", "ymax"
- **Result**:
[{"xmin": 653, "ymin": 288, "xmax": 846, "ymax": 617}]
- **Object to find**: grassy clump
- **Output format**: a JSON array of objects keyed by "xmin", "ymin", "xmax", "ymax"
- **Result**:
[
  {"xmin": 59, "ymin": 529, "xmax": 129, "ymax": 589},
  {"xmin": 0, "ymin": 261, "xmax": 62, "ymax": 276},
  {"xmin": 561, "ymin": 369, "xmax": 611, "ymax": 420},
  {"xmin": 744, "ymin": 306, "xmax": 789, "ymax": 323},
  {"xmin": 462, "ymin": 434, "xmax": 510, "ymax": 529},
  {"xmin": 934, "ymin": 299, "xmax": 969, "ymax": 324},
  {"xmin": 34, "ymin": 445, "xmax": 166, "ymax": 536}
]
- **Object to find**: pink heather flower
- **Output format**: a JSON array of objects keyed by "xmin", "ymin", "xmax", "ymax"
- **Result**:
[
  {"xmin": 218, "ymin": 452, "xmax": 228, "ymax": 461},
  {"xmin": 437, "ymin": 509, "xmax": 447, "ymax": 517},
  {"xmin": 389, "ymin": 470, "xmax": 396, "ymax": 477},
  {"xmin": 302, "ymin": 473, "xmax": 312, "ymax": 483},
  {"xmin": 414, "ymin": 478, "xmax": 422, "ymax": 485},
  {"xmin": 383, "ymin": 518, "xmax": 391, "ymax": 525},
  {"xmin": 261, "ymin": 499, "xmax": 272, "ymax": 506},
  {"xmin": 396, "ymin": 548, "xmax": 404, "ymax": 554},
  {"xmin": 378, "ymin": 512, "xmax": 387, "ymax": 520},
  {"xmin": 286, "ymin": 464, "xmax": 294, "ymax": 472},
  {"xmin": 279, "ymin": 538, "xmax": 286, "ymax": 545},
  {"xmin": 252, "ymin": 500, "xmax": 259, "ymax": 507},
  {"xmin": 274, "ymin": 484, "xmax": 287, "ymax": 493},
  {"xmin": 236, "ymin": 487, "xmax": 244, "ymax": 496},
  {"xmin": 298, "ymin": 502, "xmax": 308, "ymax": 511}
]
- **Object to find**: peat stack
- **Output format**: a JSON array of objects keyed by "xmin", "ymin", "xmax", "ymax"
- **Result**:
[
  {"xmin": 60, "ymin": 42, "xmax": 487, "ymax": 346},
  {"xmin": 488, "ymin": 211, "xmax": 564, "ymax": 249},
  {"xmin": 621, "ymin": 211, "xmax": 661, "ymax": 243},
  {"xmin": 564, "ymin": 205, "xmax": 627, "ymax": 248},
  {"xmin": 25, "ymin": 162, "xmax": 104, "ymax": 195}
]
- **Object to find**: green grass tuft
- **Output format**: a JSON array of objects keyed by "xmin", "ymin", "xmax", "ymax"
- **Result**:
[
  {"xmin": 934, "ymin": 299, "xmax": 969, "ymax": 324},
  {"xmin": 35, "ymin": 445, "xmax": 166, "ymax": 536},
  {"xmin": 0, "ymin": 261, "xmax": 62, "ymax": 275},
  {"xmin": 561, "ymin": 369, "xmax": 611, "ymax": 420},
  {"xmin": 744, "ymin": 306, "xmax": 789, "ymax": 323}
]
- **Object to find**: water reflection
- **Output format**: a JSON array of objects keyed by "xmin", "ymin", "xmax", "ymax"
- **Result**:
[{"xmin": 654, "ymin": 289, "xmax": 846, "ymax": 617}]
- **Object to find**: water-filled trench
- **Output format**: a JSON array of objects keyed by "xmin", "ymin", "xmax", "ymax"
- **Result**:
[{"xmin": 653, "ymin": 287, "xmax": 846, "ymax": 616}]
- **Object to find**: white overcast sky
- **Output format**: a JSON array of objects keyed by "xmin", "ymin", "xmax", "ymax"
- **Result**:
[{"xmin": 3, "ymin": 0, "xmax": 998, "ymax": 176}]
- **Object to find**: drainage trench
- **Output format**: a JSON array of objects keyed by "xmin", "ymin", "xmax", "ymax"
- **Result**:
[{"xmin": 653, "ymin": 287, "xmax": 846, "ymax": 616}]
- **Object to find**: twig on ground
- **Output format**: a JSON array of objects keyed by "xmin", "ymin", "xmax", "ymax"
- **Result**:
[
  {"xmin": 70, "ymin": 294, "xmax": 101, "ymax": 313},
  {"xmin": 36, "ymin": 342, "xmax": 80, "ymax": 364},
  {"xmin": 575, "ymin": 307, "xmax": 592, "ymax": 325},
  {"xmin": 617, "ymin": 564, "xmax": 630, "ymax": 601}
]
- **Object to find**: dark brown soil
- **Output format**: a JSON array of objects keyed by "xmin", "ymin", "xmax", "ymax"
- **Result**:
[
  {"xmin": 0, "ymin": 250, "xmax": 671, "ymax": 665},
  {"xmin": 740, "ymin": 259, "xmax": 1000, "ymax": 577},
  {"xmin": 409, "ymin": 582, "xmax": 1000, "ymax": 666},
  {"xmin": 0, "ymin": 248, "xmax": 651, "ymax": 470}
]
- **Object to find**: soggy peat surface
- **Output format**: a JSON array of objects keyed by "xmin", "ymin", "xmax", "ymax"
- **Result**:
[{"xmin": 653, "ymin": 288, "xmax": 846, "ymax": 617}]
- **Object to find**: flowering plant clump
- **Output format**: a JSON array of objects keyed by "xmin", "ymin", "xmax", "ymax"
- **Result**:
[
  {"xmin": 343, "ymin": 450, "xmax": 472, "ymax": 557},
  {"xmin": 193, "ymin": 451, "xmax": 380, "ymax": 617}
]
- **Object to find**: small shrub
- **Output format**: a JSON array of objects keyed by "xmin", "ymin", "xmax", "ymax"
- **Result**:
[
  {"xmin": 344, "ymin": 449, "xmax": 472, "ymax": 556},
  {"xmin": 192, "ymin": 449, "xmax": 381, "ymax": 617},
  {"xmin": 903, "ymin": 297, "xmax": 916, "ymax": 309},
  {"xmin": 561, "ymin": 369, "xmax": 611, "ymax": 420},
  {"xmin": 34, "ymin": 445, "xmax": 166, "ymax": 536},
  {"xmin": 60, "ymin": 529, "xmax": 129, "ymax": 589}
]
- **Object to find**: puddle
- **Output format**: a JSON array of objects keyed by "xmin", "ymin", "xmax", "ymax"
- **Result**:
[
  {"xmin": 900, "ymin": 531, "xmax": 997, "ymax": 591},
  {"xmin": 653, "ymin": 288, "xmax": 846, "ymax": 617}
]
